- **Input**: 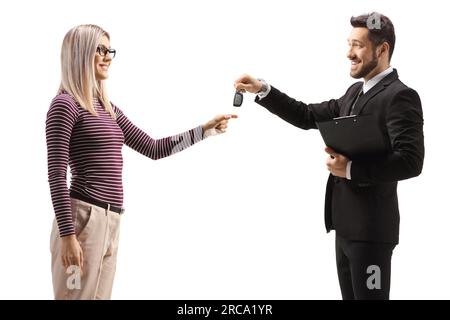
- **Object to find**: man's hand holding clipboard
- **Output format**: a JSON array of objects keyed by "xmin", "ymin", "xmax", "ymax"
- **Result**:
[
  {"xmin": 316, "ymin": 114, "xmax": 389, "ymax": 178},
  {"xmin": 324, "ymin": 146, "xmax": 349, "ymax": 178}
]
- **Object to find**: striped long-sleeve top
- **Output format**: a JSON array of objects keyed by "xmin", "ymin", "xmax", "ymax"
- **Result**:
[{"xmin": 46, "ymin": 93, "xmax": 204, "ymax": 237}]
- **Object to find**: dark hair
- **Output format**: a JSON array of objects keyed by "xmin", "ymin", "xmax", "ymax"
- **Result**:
[{"xmin": 350, "ymin": 12, "xmax": 396, "ymax": 61}]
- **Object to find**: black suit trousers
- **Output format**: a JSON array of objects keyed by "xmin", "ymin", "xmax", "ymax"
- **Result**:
[{"xmin": 335, "ymin": 234, "xmax": 396, "ymax": 300}]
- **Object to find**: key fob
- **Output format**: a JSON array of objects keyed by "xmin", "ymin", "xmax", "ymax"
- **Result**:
[{"xmin": 233, "ymin": 91, "xmax": 243, "ymax": 107}]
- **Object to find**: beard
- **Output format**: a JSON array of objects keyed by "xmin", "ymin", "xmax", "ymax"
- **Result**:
[{"xmin": 351, "ymin": 52, "xmax": 378, "ymax": 79}]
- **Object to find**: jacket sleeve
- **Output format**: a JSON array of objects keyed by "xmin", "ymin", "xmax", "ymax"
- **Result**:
[
  {"xmin": 351, "ymin": 88, "xmax": 424, "ymax": 183},
  {"xmin": 255, "ymin": 86, "xmax": 348, "ymax": 129}
]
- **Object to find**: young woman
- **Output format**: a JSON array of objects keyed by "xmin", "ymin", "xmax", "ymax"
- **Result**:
[{"xmin": 46, "ymin": 24, "xmax": 237, "ymax": 299}]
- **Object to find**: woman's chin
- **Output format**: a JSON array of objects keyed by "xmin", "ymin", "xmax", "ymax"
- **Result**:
[{"xmin": 95, "ymin": 73, "xmax": 109, "ymax": 81}]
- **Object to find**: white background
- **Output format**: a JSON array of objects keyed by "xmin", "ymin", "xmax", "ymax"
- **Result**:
[{"xmin": 0, "ymin": 0, "xmax": 449, "ymax": 299}]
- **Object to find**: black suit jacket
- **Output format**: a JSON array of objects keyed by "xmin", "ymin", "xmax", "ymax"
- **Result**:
[{"xmin": 256, "ymin": 69, "xmax": 424, "ymax": 243}]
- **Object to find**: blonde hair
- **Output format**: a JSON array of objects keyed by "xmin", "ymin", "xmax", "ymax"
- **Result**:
[{"xmin": 58, "ymin": 24, "xmax": 115, "ymax": 119}]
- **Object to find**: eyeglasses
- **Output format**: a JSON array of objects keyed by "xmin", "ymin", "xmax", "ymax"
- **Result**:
[{"xmin": 96, "ymin": 45, "xmax": 116, "ymax": 59}]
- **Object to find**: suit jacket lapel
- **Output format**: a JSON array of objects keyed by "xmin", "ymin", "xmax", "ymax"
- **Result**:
[
  {"xmin": 342, "ymin": 83, "xmax": 363, "ymax": 116},
  {"xmin": 351, "ymin": 69, "xmax": 399, "ymax": 116}
]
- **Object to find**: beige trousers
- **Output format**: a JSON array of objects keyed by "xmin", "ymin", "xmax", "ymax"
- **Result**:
[{"xmin": 50, "ymin": 198, "xmax": 121, "ymax": 300}]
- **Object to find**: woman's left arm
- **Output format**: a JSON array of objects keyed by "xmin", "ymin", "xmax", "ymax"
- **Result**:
[{"xmin": 114, "ymin": 104, "xmax": 237, "ymax": 160}]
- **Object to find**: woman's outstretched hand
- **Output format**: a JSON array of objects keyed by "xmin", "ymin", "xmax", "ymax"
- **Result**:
[{"xmin": 202, "ymin": 114, "xmax": 238, "ymax": 136}]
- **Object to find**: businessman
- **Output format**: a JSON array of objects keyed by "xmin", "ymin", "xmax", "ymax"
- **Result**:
[{"xmin": 235, "ymin": 12, "xmax": 424, "ymax": 299}]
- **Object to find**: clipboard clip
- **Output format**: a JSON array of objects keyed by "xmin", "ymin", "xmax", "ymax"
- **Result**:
[
  {"xmin": 332, "ymin": 115, "xmax": 358, "ymax": 125},
  {"xmin": 333, "ymin": 115, "xmax": 357, "ymax": 120}
]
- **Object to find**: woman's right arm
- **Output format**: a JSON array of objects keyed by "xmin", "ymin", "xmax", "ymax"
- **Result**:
[
  {"xmin": 46, "ymin": 96, "xmax": 78, "ymax": 236},
  {"xmin": 46, "ymin": 96, "xmax": 83, "ymax": 268}
]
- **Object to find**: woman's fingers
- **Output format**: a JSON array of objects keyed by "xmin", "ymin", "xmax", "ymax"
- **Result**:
[
  {"xmin": 79, "ymin": 246, "xmax": 84, "ymax": 270},
  {"xmin": 60, "ymin": 238, "xmax": 84, "ymax": 270},
  {"xmin": 214, "ymin": 114, "xmax": 238, "ymax": 123},
  {"xmin": 62, "ymin": 255, "xmax": 68, "ymax": 269},
  {"xmin": 203, "ymin": 114, "xmax": 237, "ymax": 132}
]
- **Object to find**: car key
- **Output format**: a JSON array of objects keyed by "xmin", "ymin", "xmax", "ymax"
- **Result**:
[{"xmin": 233, "ymin": 90, "xmax": 243, "ymax": 107}]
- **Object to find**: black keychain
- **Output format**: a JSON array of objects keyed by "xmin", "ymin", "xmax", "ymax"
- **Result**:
[{"xmin": 233, "ymin": 90, "xmax": 243, "ymax": 107}]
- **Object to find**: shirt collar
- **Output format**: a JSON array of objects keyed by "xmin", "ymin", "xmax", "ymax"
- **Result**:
[{"xmin": 363, "ymin": 66, "xmax": 394, "ymax": 94}]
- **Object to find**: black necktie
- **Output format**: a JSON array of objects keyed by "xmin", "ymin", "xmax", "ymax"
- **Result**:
[{"xmin": 349, "ymin": 89, "xmax": 364, "ymax": 115}]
